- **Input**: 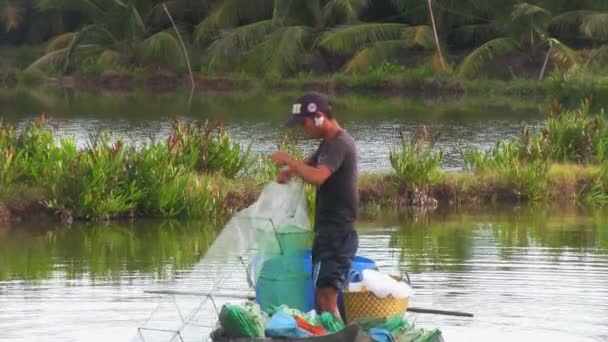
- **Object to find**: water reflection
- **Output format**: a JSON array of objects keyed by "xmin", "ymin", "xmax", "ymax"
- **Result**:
[
  {"xmin": 390, "ymin": 206, "xmax": 608, "ymax": 273},
  {"xmin": 1, "ymin": 206, "xmax": 608, "ymax": 341},
  {"xmin": 0, "ymin": 220, "xmax": 217, "ymax": 282}
]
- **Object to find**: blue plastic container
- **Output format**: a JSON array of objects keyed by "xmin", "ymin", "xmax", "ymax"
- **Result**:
[{"xmin": 255, "ymin": 250, "xmax": 377, "ymax": 314}]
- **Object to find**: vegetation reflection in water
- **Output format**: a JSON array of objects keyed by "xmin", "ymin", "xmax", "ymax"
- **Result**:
[
  {"xmin": 0, "ymin": 219, "xmax": 218, "ymax": 282},
  {"xmin": 390, "ymin": 205, "xmax": 608, "ymax": 273},
  {"xmin": 0, "ymin": 87, "xmax": 546, "ymax": 123},
  {"xmin": 2, "ymin": 206, "xmax": 608, "ymax": 282}
]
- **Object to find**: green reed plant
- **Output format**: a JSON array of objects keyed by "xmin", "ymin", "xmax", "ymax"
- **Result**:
[
  {"xmin": 0, "ymin": 115, "xmax": 252, "ymax": 221},
  {"xmin": 546, "ymin": 99, "xmax": 599, "ymax": 163},
  {"xmin": 19, "ymin": 116, "xmax": 55, "ymax": 184},
  {"xmin": 184, "ymin": 176, "xmax": 222, "ymax": 220},
  {"xmin": 130, "ymin": 142, "xmax": 180, "ymax": 216},
  {"xmin": 46, "ymin": 134, "xmax": 142, "ymax": 219},
  {"xmin": 578, "ymin": 160, "xmax": 608, "ymax": 204},
  {"xmin": 0, "ymin": 121, "xmax": 20, "ymax": 186},
  {"xmin": 390, "ymin": 128, "xmax": 443, "ymax": 191},
  {"xmin": 204, "ymin": 129, "xmax": 253, "ymax": 178},
  {"xmin": 167, "ymin": 119, "xmax": 253, "ymax": 178},
  {"xmin": 464, "ymin": 141, "xmax": 520, "ymax": 172},
  {"xmin": 500, "ymin": 160, "xmax": 549, "ymax": 201},
  {"xmin": 156, "ymin": 171, "xmax": 190, "ymax": 218}
]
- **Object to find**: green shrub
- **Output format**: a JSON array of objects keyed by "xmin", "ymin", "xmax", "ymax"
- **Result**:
[
  {"xmin": 0, "ymin": 116, "xmax": 249, "ymax": 221},
  {"xmin": 390, "ymin": 129, "xmax": 443, "ymax": 190}
]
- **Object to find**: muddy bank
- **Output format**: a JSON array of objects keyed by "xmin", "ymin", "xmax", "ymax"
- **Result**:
[{"xmin": 1, "ymin": 172, "xmax": 597, "ymax": 226}]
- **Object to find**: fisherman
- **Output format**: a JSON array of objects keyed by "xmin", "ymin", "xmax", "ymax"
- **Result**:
[{"xmin": 272, "ymin": 92, "xmax": 359, "ymax": 320}]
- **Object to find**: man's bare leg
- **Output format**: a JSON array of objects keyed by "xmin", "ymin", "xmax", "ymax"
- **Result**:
[{"xmin": 315, "ymin": 286, "xmax": 342, "ymax": 321}]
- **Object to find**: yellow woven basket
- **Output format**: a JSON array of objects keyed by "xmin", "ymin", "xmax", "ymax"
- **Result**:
[{"xmin": 343, "ymin": 276, "xmax": 409, "ymax": 324}]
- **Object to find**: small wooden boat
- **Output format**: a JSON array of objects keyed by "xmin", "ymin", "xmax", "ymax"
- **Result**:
[{"xmin": 210, "ymin": 324, "xmax": 373, "ymax": 342}]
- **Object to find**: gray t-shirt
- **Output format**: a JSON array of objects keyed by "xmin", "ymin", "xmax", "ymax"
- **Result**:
[{"xmin": 311, "ymin": 130, "xmax": 358, "ymax": 233}]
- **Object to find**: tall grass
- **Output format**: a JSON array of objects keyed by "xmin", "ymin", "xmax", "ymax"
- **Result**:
[
  {"xmin": 463, "ymin": 100, "xmax": 608, "ymax": 202},
  {"xmin": 0, "ymin": 116, "xmax": 250, "ymax": 221},
  {"xmin": 390, "ymin": 127, "xmax": 443, "ymax": 191}
]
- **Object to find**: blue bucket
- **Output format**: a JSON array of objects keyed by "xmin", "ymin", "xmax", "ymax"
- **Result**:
[{"xmin": 255, "ymin": 250, "xmax": 377, "ymax": 314}]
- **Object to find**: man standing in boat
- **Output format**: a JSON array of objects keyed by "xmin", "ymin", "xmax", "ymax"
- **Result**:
[{"xmin": 272, "ymin": 92, "xmax": 359, "ymax": 320}]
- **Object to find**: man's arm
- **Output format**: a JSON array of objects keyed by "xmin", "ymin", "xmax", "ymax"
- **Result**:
[
  {"xmin": 287, "ymin": 159, "xmax": 332, "ymax": 186},
  {"xmin": 277, "ymin": 153, "xmax": 317, "ymax": 183},
  {"xmin": 274, "ymin": 152, "xmax": 331, "ymax": 186}
]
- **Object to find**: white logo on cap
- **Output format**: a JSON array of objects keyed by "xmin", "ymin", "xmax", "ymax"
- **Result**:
[
  {"xmin": 307, "ymin": 103, "xmax": 317, "ymax": 113},
  {"xmin": 292, "ymin": 103, "xmax": 302, "ymax": 114}
]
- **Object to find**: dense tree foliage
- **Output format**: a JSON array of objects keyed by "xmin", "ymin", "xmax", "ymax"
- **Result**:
[{"xmin": 2, "ymin": 0, "xmax": 608, "ymax": 77}]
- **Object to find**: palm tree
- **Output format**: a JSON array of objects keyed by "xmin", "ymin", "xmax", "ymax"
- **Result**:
[
  {"xmin": 457, "ymin": 2, "xmax": 579, "ymax": 79},
  {"xmin": 197, "ymin": 0, "xmax": 436, "ymax": 76},
  {"xmin": 28, "ymin": 0, "xmax": 195, "ymax": 73}
]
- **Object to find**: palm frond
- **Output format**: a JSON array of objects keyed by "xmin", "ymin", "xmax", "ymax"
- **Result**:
[
  {"xmin": 0, "ymin": 0, "xmax": 24, "ymax": 32},
  {"xmin": 402, "ymin": 25, "xmax": 435, "ymax": 49},
  {"xmin": 581, "ymin": 12, "xmax": 608, "ymax": 42},
  {"xmin": 322, "ymin": 0, "xmax": 369, "ymax": 24},
  {"xmin": 450, "ymin": 23, "xmax": 503, "ymax": 47},
  {"xmin": 457, "ymin": 37, "xmax": 520, "ymax": 79},
  {"xmin": 318, "ymin": 23, "xmax": 408, "ymax": 55},
  {"xmin": 549, "ymin": 10, "xmax": 594, "ymax": 38},
  {"xmin": 243, "ymin": 25, "xmax": 314, "ymax": 76},
  {"xmin": 97, "ymin": 49, "xmax": 124, "ymax": 65},
  {"xmin": 194, "ymin": 0, "xmax": 274, "ymax": 46},
  {"xmin": 27, "ymin": 44, "xmax": 101, "ymax": 71},
  {"xmin": 194, "ymin": 17, "xmax": 218, "ymax": 46},
  {"xmin": 512, "ymin": 3, "xmax": 551, "ymax": 23},
  {"xmin": 128, "ymin": 3, "xmax": 146, "ymax": 36},
  {"xmin": 46, "ymin": 32, "xmax": 77, "ymax": 54},
  {"xmin": 136, "ymin": 31, "xmax": 184, "ymax": 69},
  {"xmin": 547, "ymin": 38, "xmax": 578, "ymax": 66},
  {"xmin": 33, "ymin": 0, "xmax": 104, "ymax": 15},
  {"xmin": 63, "ymin": 24, "xmax": 119, "ymax": 72},
  {"xmin": 206, "ymin": 20, "xmax": 277, "ymax": 71},
  {"xmin": 344, "ymin": 39, "xmax": 405, "ymax": 73},
  {"xmin": 27, "ymin": 48, "xmax": 69, "ymax": 70}
]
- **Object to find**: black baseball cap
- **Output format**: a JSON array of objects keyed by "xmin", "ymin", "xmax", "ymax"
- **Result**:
[{"xmin": 286, "ymin": 92, "xmax": 332, "ymax": 127}]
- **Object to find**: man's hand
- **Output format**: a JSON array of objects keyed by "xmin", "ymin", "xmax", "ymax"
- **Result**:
[
  {"xmin": 277, "ymin": 167, "xmax": 293, "ymax": 184},
  {"xmin": 272, "ymin": 151, "xmax": 332, "ymax": 186},
  {"xmin": 272, "ymin": 151, "xmax": 293, "ymax": 166}
]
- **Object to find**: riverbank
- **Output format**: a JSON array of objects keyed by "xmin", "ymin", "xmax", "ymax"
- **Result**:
[
  {"xmin": 3, "ymin": 67, "xmax": 608, "ymax": 100},
  {"xmin": 0, "ymin": 163, "xmax": 603, "ymax": 224},
  {"xmin": 1, "ymin": 101, "xmax": 607, "ymax": 225}
]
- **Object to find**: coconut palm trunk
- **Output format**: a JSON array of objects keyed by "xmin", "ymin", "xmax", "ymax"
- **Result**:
[
  {"xmin": 539, "ymin": 43, "xmax": 552, "ymax": 80},
  {"xmin": 163, "ymin": 3, "xmax": 195, "ymax": 92},
  {"xmin": 427, "ymin": 0, "xmax": 446, "ymax": 70}
]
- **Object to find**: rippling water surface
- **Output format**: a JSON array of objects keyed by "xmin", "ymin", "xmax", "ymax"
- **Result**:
[{"xmin": 1, "ymin": 206, "xmax": 607, "ymax": 342}]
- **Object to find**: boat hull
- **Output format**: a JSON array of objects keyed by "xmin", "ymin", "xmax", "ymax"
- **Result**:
[{"xmin": 211, "ymin": 324, "xmax": 373, "ymax": 342}]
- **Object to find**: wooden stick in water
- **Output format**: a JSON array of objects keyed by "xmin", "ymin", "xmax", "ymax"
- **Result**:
[
  {"xmin": 144, "ymin": 290, "xmax": 474, "ymax": 317},
  {"xmin": 407, "ymin": 307, "xmax": 474, "ymax": 317}
]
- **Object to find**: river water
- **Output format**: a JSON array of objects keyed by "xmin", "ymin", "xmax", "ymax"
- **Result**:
[
  {"xmin": 0, "ymin": 88, "xmax": 548, "ymax": 172},
  {"xmin": 1, "ymin": 89, "xmax": 607, "ymax": 342},
  {"xmin": 1, "ymin": 206, "xmax": 607, "ymax": 341}
]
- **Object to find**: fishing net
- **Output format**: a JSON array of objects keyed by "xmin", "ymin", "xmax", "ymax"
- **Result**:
[
  {"xmin": 136, "ymin": 181, "xmax": 312, "ymax": 342},
  {"xmin": 200, "ymin": 180, "xmax": 314, "ymax": 311}
]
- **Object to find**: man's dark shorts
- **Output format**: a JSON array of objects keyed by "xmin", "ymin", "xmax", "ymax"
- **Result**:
[{"xmin": 311, "ymin": 229, "xmax": 358, "ymax": 290}]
